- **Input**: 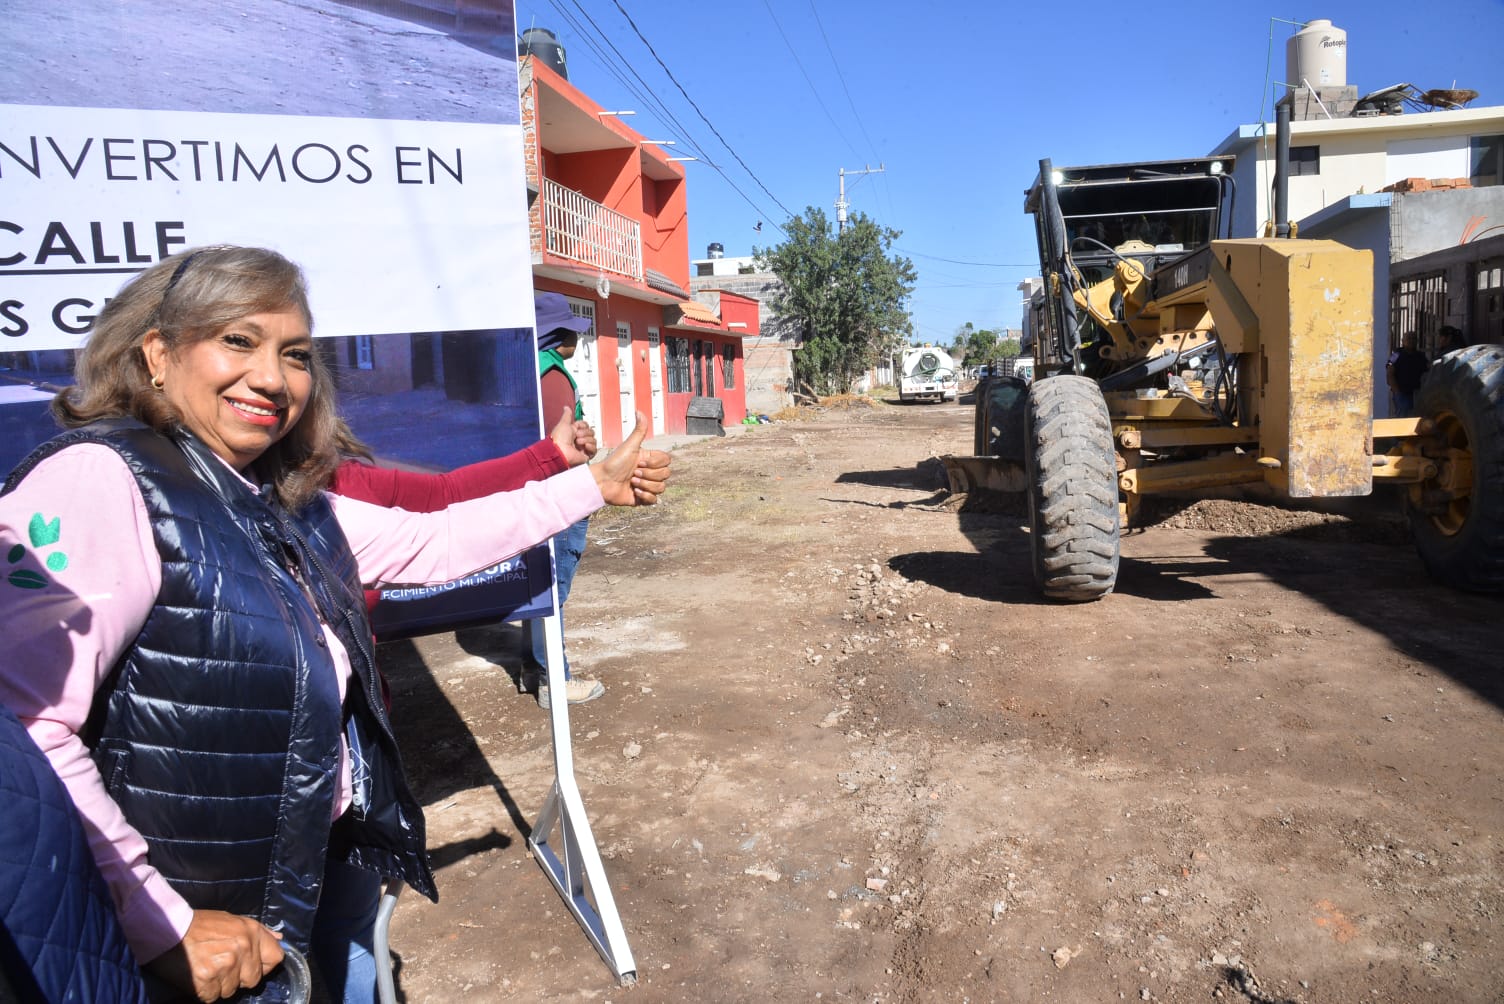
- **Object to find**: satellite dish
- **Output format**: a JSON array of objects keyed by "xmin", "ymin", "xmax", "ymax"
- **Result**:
[
  {"xmin": 1420, "ymin": 88, "xmax": 1478, "ymax": 110},
  {"xmin": 596, "ymin": 274, "xmax": 611, "ymax": 298}
]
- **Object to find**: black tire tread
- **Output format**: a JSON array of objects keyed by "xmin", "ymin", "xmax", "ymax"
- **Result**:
[
  {"xmin": 1026, "ymin": 375, "xmax": 1120, "ymax": 600},
  {"xmin": 1410, "ymin": 344, "xmax": 1504, "ymax": 591}
]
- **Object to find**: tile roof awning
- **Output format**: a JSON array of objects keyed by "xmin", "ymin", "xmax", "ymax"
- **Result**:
[
  {"xmin": 664, "ymin": 300, "xmax": 724, "ymax": 331},
  {"xmin": 645, "ymin": 268, "xmax": 690, "ymax": 300}
]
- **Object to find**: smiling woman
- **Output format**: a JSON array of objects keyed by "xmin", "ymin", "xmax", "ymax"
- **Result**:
[
  {"xmin": 142, "ymin": 307, "xmax": 314, "ymax": 472},
  {"xmin": 54, "ymin": 245, "xmax": 342, "ymax": 510},
  {"xmin": 0, "ymin": 245, "xmax": 670, "ymax": 1003}
]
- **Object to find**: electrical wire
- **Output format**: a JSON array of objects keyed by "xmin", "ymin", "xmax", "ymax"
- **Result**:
[
  {"xmin": 895, "ymin": 246, "xmax": 1033, "ymax": 268},
  {"xmin": 608, "ymin": 0, "xmax": 796, "ymax": 222},
  {"xmin": 537, "ymin": 2, "xmax": 788, "ymax": 237},
  {"xmin": 752, "ymin": 0, "xmax": 890, "ymax": 240},
  {"xmin": 756, "ymin": 0, "xmax": 861, "ymax": 159},
  {"xmin": 805, "ymin": 0, "xmax": 882, "ymax": 166},
  {"xmin": 546, "ymin": 2, "xmax": 690, "ymax": 144}
]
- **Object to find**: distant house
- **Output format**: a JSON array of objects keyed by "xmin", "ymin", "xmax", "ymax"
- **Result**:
[
  {"xmin": 1017, "ymin": 278, "xmax": 1044, "ymax": 354},
  {"xmin": 1210, "ymin": 101, "xmax": 1504, "ymax": 241},
  {"xmin": 662, "ymin": 290, "xmax": 757, "ymax": 423},
  {"xmin": 1211, "ymin": 96, "xmax": 1504, "ymax": 416},
  {"xmin": 690, "ymin": 249, "xmax": 796, "ymax": 412}
]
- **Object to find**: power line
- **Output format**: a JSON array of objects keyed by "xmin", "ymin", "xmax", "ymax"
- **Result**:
[
  {"xmin": 913, "ymin": 280, "xmax": 1023, "ymax": 290},
  {"xmin": 757, "ymin": 0, "xmax": 861, "ymax": 160},
  {"xmin": 537, "ymin": 2, "xmax": 788, "ymax": 236},
  {"xmin": 798, "ymin": 2, "xmax": 899, "ymax": 232},
  {"xmin": 896, "ymin": 246, "xmax": 1036, "ymax": 268},
  {"xmin": 550, "ymin": 1, "xmax": 702, "ymax": 154},
  {"xmin": 806, "ymin": 0, "xmax": 882, "ymax": 166},
  {"xmin": 608, "ymin": 0, "xmax": 796, "ymax": 221},
  {"xmin": 795, "ymin": 1, "xmax": 897, "ymax": 227}
]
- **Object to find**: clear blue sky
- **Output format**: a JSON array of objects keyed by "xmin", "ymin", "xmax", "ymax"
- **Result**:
[{"xmin": 514, "ymin": 1, "xmax": 1504, "ymax": 346}]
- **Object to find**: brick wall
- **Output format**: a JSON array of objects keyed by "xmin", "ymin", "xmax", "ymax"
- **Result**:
[{"xmin": 518, "ymin": 60, "xmax": 543, "ymax": 260}]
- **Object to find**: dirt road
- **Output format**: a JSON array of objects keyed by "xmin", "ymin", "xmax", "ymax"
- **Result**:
[{"xmin": 377, "ymin": 398, "xmax": 1503, "ymax": 1003}]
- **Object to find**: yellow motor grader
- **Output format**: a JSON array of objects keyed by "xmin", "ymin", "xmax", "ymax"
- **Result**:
[{"xmin": 944, "ymin": 156, "xmax": 1504, "ymax": 601}]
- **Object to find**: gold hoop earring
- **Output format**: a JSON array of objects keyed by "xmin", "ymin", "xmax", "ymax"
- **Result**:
[{"xmin": 151, "ymin": 374, "xmax": 164, "ymax": 391}]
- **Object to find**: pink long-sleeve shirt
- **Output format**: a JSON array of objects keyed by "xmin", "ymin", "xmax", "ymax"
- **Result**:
[{"xmin": 0, "ymin": 442, "xmax": 603, "ymax": 963}]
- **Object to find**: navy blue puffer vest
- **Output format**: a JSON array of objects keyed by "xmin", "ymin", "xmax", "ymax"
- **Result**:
[
  {"xmin": 0, "ymin": 703, "xmax": 148, "ymax": 1003},
  {"xmin": 4, "ymin": 420, "xmax": 435, "ymax": 987}
]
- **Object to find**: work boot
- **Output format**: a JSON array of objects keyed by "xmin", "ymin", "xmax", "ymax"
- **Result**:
[{"xmin": 537, "ymin": 676, "xmax": 605, "ymax": 709}]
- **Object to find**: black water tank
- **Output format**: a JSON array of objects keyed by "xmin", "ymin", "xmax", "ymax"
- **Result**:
[
  {"xmin": 519, "ymin": 28, "xmax": 567, "ymax": 79},
  {"xmin": 707, "ymin": 242, "xmax": 724, "ymax": 259}
]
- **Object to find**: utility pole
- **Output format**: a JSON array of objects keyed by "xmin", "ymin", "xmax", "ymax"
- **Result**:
[{"xmin": 836, "ymin": 164, "xmax": 885, "ymax": 234}]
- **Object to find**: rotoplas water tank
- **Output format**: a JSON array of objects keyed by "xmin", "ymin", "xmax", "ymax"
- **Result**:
[{"xmin": 1287, "ymin": 18, "xmax": 1347, "ymax": 90}]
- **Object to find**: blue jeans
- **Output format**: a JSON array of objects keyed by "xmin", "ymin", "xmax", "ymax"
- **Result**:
[
  {"xmin": 527, "ymin": 517, "xmax": 589, "ymax": 680},
  {"xmin": 310, "ymin": 858, "xmax": 382, "ymax": 1003}
]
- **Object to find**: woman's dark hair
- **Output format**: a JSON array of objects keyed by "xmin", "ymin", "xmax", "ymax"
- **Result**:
[{"xmin": 53, "ymin": 245, "xmax": 340, "ymax": 510}]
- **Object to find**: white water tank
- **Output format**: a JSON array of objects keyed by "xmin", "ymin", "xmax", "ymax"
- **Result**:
[{"xmin": 1287, "ymin": 18, "xmax": 1347, "ymax": 90}]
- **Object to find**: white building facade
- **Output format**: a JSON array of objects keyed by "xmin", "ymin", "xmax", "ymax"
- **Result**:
[
  {"xmin": 1210, "ymin": 104, "xmax": 1504, "ymax": 241},
  {"xmin": 1211, "ymin": 103, "xmax": 1504, "ymax": 417}
]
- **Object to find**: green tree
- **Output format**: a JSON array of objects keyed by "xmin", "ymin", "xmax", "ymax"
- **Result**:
[
  {"xmin": 951, "ymin": 323, "xmax": 975, "ymax": 361},
  {"xmin": 756, "ymin": 207, "xmax": 916, "ymax": 397},
  {"xmin": 956, "ymin": 323, "xmax": 1004, "ymax": 368}
]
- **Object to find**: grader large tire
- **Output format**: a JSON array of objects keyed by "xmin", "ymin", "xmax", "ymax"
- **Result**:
[
  {"xmin": 1408, "ymin": 343, "xmax": 1504, "ymax": 591},
  {"xmin": 1025, "ymin": 376, "xmax": 1120, "ymax": 600}
]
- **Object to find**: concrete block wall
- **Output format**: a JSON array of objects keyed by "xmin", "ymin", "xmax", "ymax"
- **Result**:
[
  {"xmin": 690, "ymin": 271, "xmax": 796, "ymax": 412},
  {"xmin": 1288, "ymin": 86, "xmax": 1359, "ymax": 120},
  {"xmin": 1392, "ymin": 188, "xmax": 1504, "ymax": 260}
]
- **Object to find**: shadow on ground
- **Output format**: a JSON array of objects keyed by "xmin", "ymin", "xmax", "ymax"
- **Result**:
[
  {"xmin": 377, "ymin": 629, "xmax": 531, "ymax": 847},
  {"xmin": 835, "ymin": 456, "xmax": 953, "ymax": 493},
  {"xmin": 887, "ymin": 472, "xmax": 1504, "ymax": 713}
]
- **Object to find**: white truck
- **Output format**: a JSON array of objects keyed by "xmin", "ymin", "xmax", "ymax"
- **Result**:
[{"xmin": 898, "ymin": 346, "xmax": 959, "ymax": 403}]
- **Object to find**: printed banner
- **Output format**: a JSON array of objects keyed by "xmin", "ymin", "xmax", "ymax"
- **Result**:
[
  {"xmin": 1, "ymin": 105, "xmax": 529, "ymax": 347},
  {"xmin": 3, "ymin": 0, "xmax": 555, "ymax": 634}
]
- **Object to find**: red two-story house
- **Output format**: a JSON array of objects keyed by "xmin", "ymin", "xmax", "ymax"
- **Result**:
[{"xmin": 520, "ymin": 52, "xmax": 750, "ymax": 444}]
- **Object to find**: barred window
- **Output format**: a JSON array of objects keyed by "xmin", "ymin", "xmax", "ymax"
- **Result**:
[
  {"xmin": 1390, "ymin": 271, "xmax": 1446, "ymax": 355},
  {"xmin": 722, "ymin": 344, "xmax": 736, "ymax": 389},
  {"xmin": 694, "ymin": 340, "xmax": 712, "ymax": 396},
  {"xmin": 667, "ymin": 337, "xmax": 691, "ymax": 393}
]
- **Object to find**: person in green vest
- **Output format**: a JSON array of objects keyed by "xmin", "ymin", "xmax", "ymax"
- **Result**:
[{"xmin": 526, "ymin": 292, "xmax": 606, "ymax": 707}]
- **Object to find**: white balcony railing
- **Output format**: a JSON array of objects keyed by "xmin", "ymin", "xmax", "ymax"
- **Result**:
[{"xmin": 541, "ymin": 177, "xmax": 644, "ymax": 282}]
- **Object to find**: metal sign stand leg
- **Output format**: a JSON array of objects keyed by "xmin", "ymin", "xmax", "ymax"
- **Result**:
[
  {"xmin": 527, "ymin": 593, "xmax": 638, "ymax": 986},
  {"xmin": 373, "ymin": 878, "xmax": 404, "ymax": 1004}
]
